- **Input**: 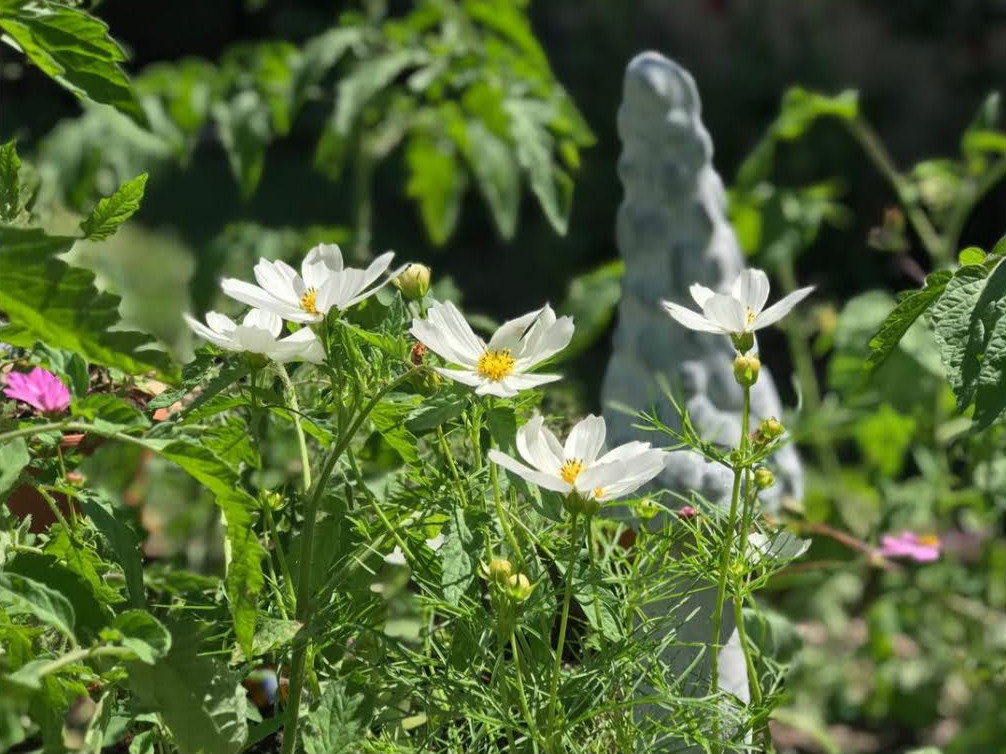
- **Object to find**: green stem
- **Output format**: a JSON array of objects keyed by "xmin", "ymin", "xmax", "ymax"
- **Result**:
[
  {"xmin": 511, "ymin": 628, "xmax": 541, "ymax": 753},
  {"xmin": 0, "ymin": 421, "xmax": 72, "ymax": 444},
  {"xmin": 346, "ymin": 446, "xmax": 412, "ymax": 560},
  {"xmin": 437, "ymin": 426, "xmax": 468, "ymax": 506},
  {"xmin": 586, "ymin": 518, "xmax": 603, "ymax": 637},
  {"xmin": 26, "ymin": 645, "xmax": 131, "ymax": 681},
  {"xmin": 263, "ymin": 505, "xmax": 296, "ymax": 613},
  {"xmin": 546, "ymin": 512, "xmax": 580, "ymax": 751},
  {"xmin": 35, "ymin": 484, "xmax": 76, "ymax": 539},
  {"xmin": 280, "ymin": 367, "xmax": 418, "ymax": 754},
  {"xmin": 276, "ymin": 363, "xmax": 312, "ymax": 492},
  {"xmin": 490, "ymin": 456, "xmax": 521, "ymax": 565}
]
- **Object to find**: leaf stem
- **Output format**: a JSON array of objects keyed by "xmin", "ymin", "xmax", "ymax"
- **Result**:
[{"xmin": 546, "ymin": 511, "xmax": 580, "ymax": 752}]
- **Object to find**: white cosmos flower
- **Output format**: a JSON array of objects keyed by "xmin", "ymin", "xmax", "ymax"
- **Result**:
[
  {"xmin": 488, "ymin": 414, "xmax": 667, "ymax": 502},
  {"xmin": 220, "ymin": 243, "xmax": 405, "ymax": 324},
  {"xmin": 183, "ymin": 308, "xmax": 325, "ymax": 364},
  {"xmin": 662, "ymin": 268, "xmax": 813, "ymax": 338},
  {"xmin": 410, "ymin": 301, "xmax": 574, "ymax": 398}
]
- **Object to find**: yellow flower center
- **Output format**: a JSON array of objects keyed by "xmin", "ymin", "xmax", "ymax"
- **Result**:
[
  {"xmin": 476, "ymin": 349, "xmax": 516, "ymax": 381},
  {"xmin": 560, "ymin": 459, "xmax": 584, "ymax": 485},
  {"xmin": 300, "ymin": 287, "xmax": 319, "ymax": 315},
  {"xmin": 918, "ymin": 534, "xmax": 940, "ymax": 547},
  {"xmin": 592, "ymin": 487, "xmax": 604, "ymax": 500},
  {"xmin": 746, "ymin": 308, "xmax": 757, "ymax": 326}
]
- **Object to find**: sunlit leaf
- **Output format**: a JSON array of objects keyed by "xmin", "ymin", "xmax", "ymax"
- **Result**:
[{"xmin": 79, "ymin": 173, "xmax": 148, "ymax": 240}]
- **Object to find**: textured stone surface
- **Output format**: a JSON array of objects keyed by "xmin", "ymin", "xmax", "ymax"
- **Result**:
[{"xmin": 600, "ymin": 51, "xmax": 805, "ymax": 738}]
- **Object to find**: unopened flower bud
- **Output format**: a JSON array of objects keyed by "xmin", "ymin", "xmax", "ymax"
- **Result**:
[
  {"xmin": 636, "ymin": 497, "xmax": 659, "ymax": 520},
  {"xmin": 481, "ymin": 558, "xmax": 513, "ymax": 586},
  {"xmin": 733, "ymin": 354, "xmax": 760, "ymax": 387},
  {"xmin": 754, "ymin": 467, "xmax": 775, "ymax": 490},
  {"xmin": 755, "ymin": 417, "xmax": 785, "ymax": 443},
  {"xmin": 563, "ymin": 491, "xmax": 600, "ymax": 517},
  {"xmin": 261, "ymin": 491, "xmax": 285, "ymax": 511},
  {"xmin": 731, "ymin": 331, "xmax": 755, "ymax": 354},
  {"xmin": 507, "ymin": 572, "xmax": 533, "ymax": 602},
  {"xmin": 677, "ymin": 505, "xmax": 698, "ymax": 520},
  {"xmin": 393, "ymin": 264, "xmax": 431, "ymax": 300}
]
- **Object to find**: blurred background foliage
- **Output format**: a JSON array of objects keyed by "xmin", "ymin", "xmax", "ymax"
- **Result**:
[{"xmin": 4, "ymin": 1, "xmax": 1006, "ymax": 752}]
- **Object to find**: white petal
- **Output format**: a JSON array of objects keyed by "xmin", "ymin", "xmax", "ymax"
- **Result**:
[
  {"xmin": 516, "ymin": 415, "xmax": 563, "ymax": 473},
  {"xmin": 183, "ymin": 313, "xmax": 236, "ymax": 349},
  {"xmin": 597, "ymin": 451, "xmax": 667, "ymax": 499},
  {"xmin": 221, "ymin": 278, "xmax": 309, "ymax": 321},
  {"xmin": 487, "ymin": 307, "xmax": 542, "ymax": 353},
  {"xmin": 475, "ymin": 380, "xmax": 518, "ymax": 398},
  {"xmin": 242, "ymin": 308, "xmax": 283, "ymax": 337},
  {"xmin": 595, "ymin": 440, "xmax": 653, "ymax": 466},
  {"xmin": 340, "ymin": 257, "xmax": 403, "ymax": 309},
  {"xmin": 564, "ymin": 414, "xmax": 606, "ymax": 464},
  {"xmin": 275, "ymin": 327, "xmax": 325, "ymax": 364},
  {"xmin": 689, "ymin": 284, "xmax": 717, "ymax": 308},
  {"xmin": 232, "ymin": 325, "xmax": 280, "ymax": 355},
  {"xmin": 253, "ymin": 259, "xmax": 301, "ymax": 304},
  {"xmin": 702, "ymin": 294, "xmax": 747, "ymax": 333},
  {"xmin": 205, "ymin": 311, "xmax": 238, "ymax": 336},
  {"xmin": 384, "ymin": 546, "xmax": 406, "ymax": 566},
  {"xmin": 732, "ymin": 269, "xmax": 771, "ymax": 315},
  {"xmin": 489, "ymin": 449, "xmax": 571, "ymax": 494},
  {"xmin": 515, "ymin": 310, "xmax": 574, "ymax": 369},
  {"xmin": 427, "ymin": 302, "xmax": 485, "ymax": 363},
  {"xmin": 752, "ymin": 286, "xmax": 814, "ymax": 330},
  {"xmin": 410, "ymin": 317, "xmax": 475, "ymax": 366},
  {"xmin": 498, "ymin": 373, "xmax": 563, "ymax": 392},
  {"xmin": 662, "ymin": 301, "xmax": 724, "ymax": 333},
  {"xmin": 575, "ymin": 459, "xmax": 632, "ymax": 494},
  {"xmin": 433, "ymin": 367, "xmax": 485, "ymax": 388},
  {"xmin": 301, "ymin": 243, "xmax": 344, "ymax": 288}
]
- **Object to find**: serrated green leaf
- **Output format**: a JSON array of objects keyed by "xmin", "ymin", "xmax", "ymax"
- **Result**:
[
  {"xmin": 439, "ymin": 507, "xmax": 479, "ymax": 606},
  {"xmin": 0, "ymin": 571, "xmax": 76, "ymax": 642},
  {"xmin": 302, "ymin": 680, "xmax": 372, "ymax": 754},
  {"xmin": 213, "ymin": 91, "xmax": 272, "ymax": 199},
  {"xmin": 232, "ymin": 617, "xmax": 302, "ymax": 662},
  {"xmin": 108, "ymin": 610, "xmax": 171, "ymax": 664},
  {"xmin": 0, "ymin": 438, "xmax": 31, "ymax": 499},
  {"xmin": 506, "ymin": 98, "xmax": 573, "ymax": 235},
  {"xmin": 930, "ymin": 263, "xmax": 1006, "ymax": 414},
  {"xmin": 0, "ymin": 0, "xmax": 145, "ymax": 122},
  {"xmin": 972, "ymin": 261, "xmax": 1006, "ymax": 429},
  {"xmin": 0, "ymin": 141, "xmax": 22, "ymax": 222},
  {"xmin": 0, "ymin": 225, "xmax": 177, "ymax": 379},
  {"xmin": 461, "ymin": 120, "xmax": 520, "ymax": 240},
  {"xmin": 80, "ymin": 173, "xmax": 148, "ymax": 240},
  {"xmin": 405, "ymin": 133, "xmax": 467, "ymax": 245},
  {"xmin": 866, "ymin": 270, "xmax": 953, "ymax": 373},
  {"xmin": 78, "ymin": 494, "xmax": 145, "ymax": 608}
]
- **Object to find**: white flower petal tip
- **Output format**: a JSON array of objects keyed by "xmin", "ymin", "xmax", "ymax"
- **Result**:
[
  {"xmin": 184, "ymin": 308, "xmax": 325, "ymax": 364},
  {"xmin": 384, "ymin": 546, "xmax": 407, "ymax": 566},
  {"xmin": 220, "ymin": 245, "xmax": 400, "ymax": 323},
  {"xmin": 490, "ymin": 414, "xmax": 668, "ymax": 504},
  {"xmin": 663, "ymin": 268, "xmax": 813, "ymax": 340},
  {"xmin": 410, "ymin": 301, "xmax": 574, "ymax": 397}
]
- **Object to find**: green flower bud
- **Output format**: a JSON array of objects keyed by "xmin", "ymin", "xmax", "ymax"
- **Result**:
[
  {"xmin": 506, "ymin": 572, "xmax": 534, "ymax": 602},
  {"xmin": 757, "ymin": 417, "xmax": 784, "ymax": 441},
  {"xmin": 563, "ymin": 491, "xmax": 600, "ymax": 517},
  {"xmin": 480, "ymin": 558, "xmax": 513, "ymax": 587},
  {"xmin": 733, "ymin": 354, "xmax": 761, "ymax": 387},
  {"xmin": 393, "ymin": 263, "xmax": 431, "ymax": 300},
  {"xmin": 261, "ymin": 490, "xmax": 285, "ymax": 511},
  {"xmin": 731, "ymin": 331, "xmax": 755, "ymax": 354},
  {"xmin": 753, "ymin": 467, "xmax": 775, "ymax": 490},
  {"xmin": 636, "ymin": 497, "xmax": 659, "ymax": 520}
]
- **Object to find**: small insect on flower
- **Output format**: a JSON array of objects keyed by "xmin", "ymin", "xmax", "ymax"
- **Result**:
[
  {"xmin": 3, "ymin": 367, "xmax": 71, "ymax": 414},
  {"xmin": 878, "ymin": 532, "xmax": 941, "ymax": 563},
  {"xmin": 662, "ymin": 268, "xmax": 814, "ymax": 352},
  {"xmin": 488, "ymin": 414, "xmax": 667, "ymax": 508},
  {"xmin": 184, "ymin": 309, "xmax": 325, "ymax": 364},
  {"xmin": 221, "ymin": 243, "xmax": 405, "ymax": 324},
  {"xmin": 410, "ymin": 301, "xmax": 574, "ymax": 398}
]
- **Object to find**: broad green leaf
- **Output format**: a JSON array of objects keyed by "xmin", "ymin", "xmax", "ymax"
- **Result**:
[
  {"xmin": 231, "ymin": 617, "xmax": 302, "ymax": 662},
  {"xmin": 103, "ymin": 610, "xmax": 171, "ymax": 664},
  {"xmin": 506, "ymin": 98, "xmax": 573, "ymax": 235},
  {"xmin": 44, "ymin": 527, "xmax": 123, "ymax": 606},
  {"xmin": 930, "ymin": 263, "xmax": 1006, "ymax": 413},
  {"xmin": 202, "ymin": 418, "xmax": 260, "ymax": 471},
  {"xmin": 78, "ymin": 494, "xmax": 145, "ymax": 608},
  {"xmin": 865, "ymin": 270, "xmax": 953, "ymax": 373},
  {"xmin": 79, "ymin": 173, "xmax": 148, "ymax": 240},
  {"xmin": 405, "ymin": 134, "xmax": 467, "ymax": 245},
  {"xmin": 5, "ymin": 551, "xmax": 110, "ymax": 641},
  {"xmin": 302, "ymin": 680, "xmax": 372, "ymax": 754},
  {"xmin": 0, "ymin": 0, "xmax": 144, "ymax": 122},
  {"xmin": 405, "ymin": 392, "xmax": 466, "ymax": 434},
  {"xmin": 959, "ymin": 246, "xmax": 987, "ymax": 266},
  {"xmin": 439, "ymin": 506, "xmax": 481, "ymax": 606},
  {"xmin": 370, "ymin": 395, "xmax": 422, "ymax": 465},
  {"xmin": 557, "ymin": 259, "xmax": 625, "ymax": 360},
  {"xmin": 334, "ymin": 49, "xmax": 426, "ymax": 135},
  {"xmin": 73, "ymin": 393, "xmax": 150, "ymax": 432},
  {"xmin": 127, "ymin": 625, "xmax": 248, "ymax": 754},
  {"xmin": 0, "ymin": 140, "xmax": 21, "ymax": 222},
  {"xmin": 0, "ymin": 571, "xmax": 75, "ymax": 642},
  {"xmin": 972, "ymin": 261, "xmax": 1006, "ymax": 428},
  {"xmin": 0, "ymin": 438, "xmax": 31, "ymax": 499},
  {"xmin": 213, "ymin": 91, "xmax": 271, "ymax": 199},
  {"xmin": 461, "ymin": 120, "xmax": 520, "ymax": 240},
  {"xmin": 0, "ymin": 226, "xmax": 177, "ymax": 379}
]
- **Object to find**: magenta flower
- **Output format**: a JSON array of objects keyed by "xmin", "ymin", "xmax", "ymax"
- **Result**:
[
  {"xmin": 3, "ymin": 367, "xmax": 71, "ymax": 414},
  {"xmin": 878, "ymin": 531, "xmax": 940, "ymax": 563}
]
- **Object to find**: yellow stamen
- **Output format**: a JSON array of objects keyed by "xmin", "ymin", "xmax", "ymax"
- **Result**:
[
  {"xmin": 476, "ymin": 349, "xmax": 516, "ymax": 381},
  {"xmin": 746, "ymin": 308, "xmax": 757, "ymax": 326},
  {"xmin": 560, "ymin": 459, "xmax": 584, "ymax": 485},
  {"xmin": 918, "ymin": 534, "xmax": 940, "ymax": 547},
  {"xmin": 592, "ymin": 487, "xmax": 604, "ymax": 500},
  {"xmin": 300, "ymin": 287, "xmax": 318, "ymax": 315}
]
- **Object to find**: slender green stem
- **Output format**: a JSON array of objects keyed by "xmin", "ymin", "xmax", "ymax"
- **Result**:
[
  {"xmin": 263, "ymin": 505, "xmax": 296, "ymax": 613},
  {"xmin": 546, "ymin": 512, "xmax": 580, "ymax": 750},
  {"xmin": 732, "ymin": 586, "xmax": 762, "ymax": 709},
  {"xmin": 585, "ymin": 518, "xmax": 603, "ymax": 636},
  {"xmin": 437, "ymin": 426, "xmax": 468, "ymax": 506},
  {"xmin": 276, "ymin": 363, "xmax": 312, "ymax": 492},
  {"xmin": 490, "ymin": 456, "xmax": 521, "ymax": 565},
  {"xmin": 511, "ymin": 628, "xmax": 542, "ymax": 753},
  {"xmin": 709, "ymin": 386, "xmax": 750, "ymax": 697},
  {"xmin": 26, "ymin": 645, "xmax": 130, "ymax": 681},
  {"xmin": 35, "ymin": 484, "xmax": 76, "ymax": 539},
  {"xmin": 0, "ymin": 421, "xmax": 72, "ymax": 444},
  {"xmin": 280, "ymin": 367, "xmax": 418, "ymax": 754},
  {"xmin": 346, "ymin": 446, "xmax": 411, "ymax": 560}
]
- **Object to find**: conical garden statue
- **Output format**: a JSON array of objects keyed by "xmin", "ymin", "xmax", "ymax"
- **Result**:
[{"xmin": 601, "ymin": 51, "xmax": 805, "ymax": 738}]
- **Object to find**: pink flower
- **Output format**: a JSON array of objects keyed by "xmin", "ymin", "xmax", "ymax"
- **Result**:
[
  {"xmin": 677, "ymin": 505, "xmax": 698, "ymax": 520},
  {"xmin": 3, "ymin": 367, "xmax": 71, "ymax": 414},
  {"xmin": 878, "ymin": 532, "xmax": 940, "ymax": 563}
]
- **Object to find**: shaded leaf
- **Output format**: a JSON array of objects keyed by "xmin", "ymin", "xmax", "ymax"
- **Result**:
[
  {"xmin": 0, "ymin": 438, "xmax": 31, "ymax": 499},
  {"xmin": 405, "ymin": 133, "xmax": 467, "ymax": 245},
  {"xmin": 78, "ymin": 494, "xmax": 145, "ymax": 608},
  {"xmin": 302, "ymin": 680, "xmax": 372, "ymax": 754},
  {"xmin": 0, "ymin": 140, "xmax": 22, "ymax": 222},
  {"xmin": 0, "ymin": 571, "xmax": 76, "ymax": 642}
]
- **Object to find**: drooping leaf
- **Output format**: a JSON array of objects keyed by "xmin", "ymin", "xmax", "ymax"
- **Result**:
[
  {"xmin": 865, "ymin": 270, "xmax": 953, "ymax": 374},
  {"xmin": 301, "ymin": 680, "xmax": 372, "ymax": 754},
  {"xmin": 506, "ymin": 98, "xmax": 573, "ymax": 235},
  {"xmin": 405, "ymin": 133, "xmax": 467, "ymax": 245},
  {"xmin": 79, "ymin": 173, "xmax": 148, "ymax": 240},
  {"xmin": 0, "ymin": 0, "xmax": 145, "ymax": 122},
  {"xmin": 78, "ymin": 494, "xmax": 145, "ymax": 608},
  {"xmin": 439, "ymin": 506, "xmax": 481, "ymax": 606},
  {"xmin": 0, "ymin": 438, "xmax": 31, "ymax": 499},
  {"xmin": 292, "ymin": 27, "xmax": 364, "ymax": 109},
  {"xmin": 0, "ymin": 225, "xmax": 177, "ymax": 379},
  {"xmin": 459, "ymin": 120, "xmax": 520, "ymax": 240},
  {"xmin": 127, "ymin": 625, "xmax": 248, "ymax": 754},
  {"xmin": 334, "ymin": 49, "xmax": 426, "ymax": 135},
  {"xmin": 0, "ymin": 571, "xmax": 76, "ymax": 642},
  {"xmin": 231, "ymin": 617, "xmax": 302, "ymax": 662},
  {"xmin": 213, "ymin": 91, "xmax": 272, "ymax": 199},
  {"xmin": 972, "ymin": 261, "xmax": 1006, "ymax": 428}
]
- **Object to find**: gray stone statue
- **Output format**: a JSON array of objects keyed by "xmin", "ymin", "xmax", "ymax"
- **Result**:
[{"xmin": 600, "ymin": 51, "xmax": 805, "ymax": 739}]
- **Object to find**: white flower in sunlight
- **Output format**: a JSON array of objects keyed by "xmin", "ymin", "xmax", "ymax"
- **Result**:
[
  {"xmin": 410, "ymin": 301, "xmax": 574, "ymax": 398},
  {"xmin": 488, "ymin": 414, "xmax": 667, "ymax": 503},
  {"xmin": 183, "ymin": 309, "xmax": 324, "ymax": 364},
  {"xmin": 221, "ymin": 243, "xmax": 404, "ymax": 324},
  {"xmin": 662, "ymin": 268, "xmax": 813, "ymax": 342}
]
